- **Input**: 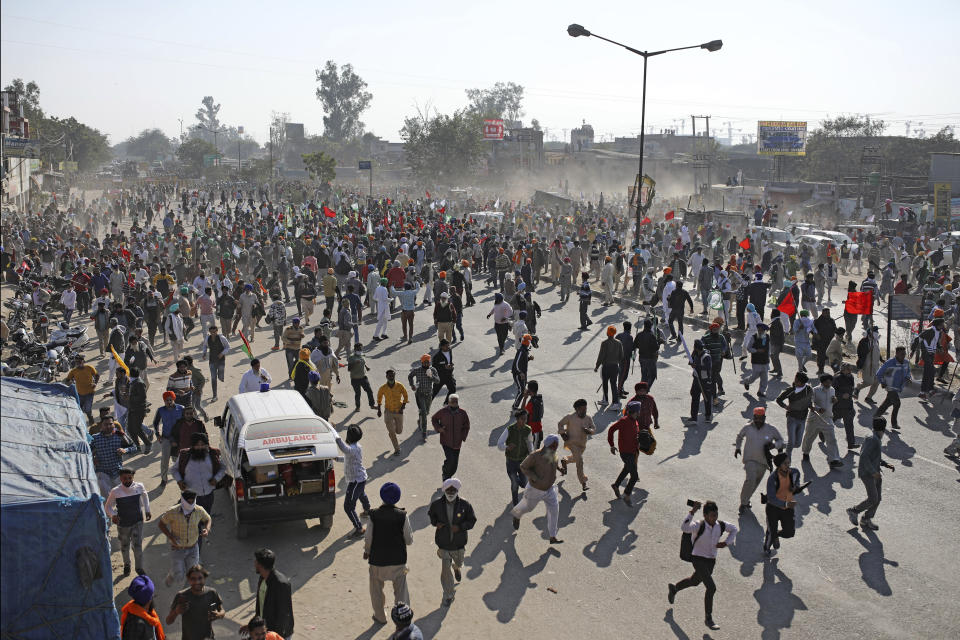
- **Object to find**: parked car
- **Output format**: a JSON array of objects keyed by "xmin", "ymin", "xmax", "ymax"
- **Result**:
[{"xmin": 214, "ymin": 389, "xmax": 341, "ymax": 538}]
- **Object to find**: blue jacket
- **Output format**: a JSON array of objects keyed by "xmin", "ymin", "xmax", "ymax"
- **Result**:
[
  {"xmin": 875, "ymin": 357, "xmax": 912, "ymax": 392},
  {"xmin": 152, "ymin": 404, "xmax": 184, "ymax": 438}
]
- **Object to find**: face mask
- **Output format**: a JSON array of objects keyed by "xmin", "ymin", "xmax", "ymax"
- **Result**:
[
  {"xmin": 445, "ymin": 491, "xmax": 458, "ymax": 503},
  {"xmin": 181, "ymin": 498, "xmax": 196, "ymax": 514}
]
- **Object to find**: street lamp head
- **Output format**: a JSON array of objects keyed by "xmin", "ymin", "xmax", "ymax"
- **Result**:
[
  {"xmin": 567, "ymin": 24, "xmax": 590, "ymax": 38},
  {"xmin": 702, "ymin": 39, "xmax": 723, "ymax": 52}
]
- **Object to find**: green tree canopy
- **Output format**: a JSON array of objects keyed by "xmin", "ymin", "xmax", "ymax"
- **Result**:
[
  {"xmin": 123, "ymin": 128, "xmax": 174, "ymax": 162},
  {"xmin": 465, "ymin": 82, "xmax": 525, "ymax": 121},
  {"xmin": 3, "ymin": 78, "xmax": 43, "ymax": 121},
  {"xmin": 401, "ymin": 108, "xmax": 484, "ymax": 181},
  {"xmin": 302, "ymin": 151, "xmax": 336, "ymax": 183},
  {"xmin": 315, "ymin": 61, "xmax": 373, "ymax": 142},
  {"xmin": 176, "ymin": 138, "xmax": 218, "ymax": 174}
]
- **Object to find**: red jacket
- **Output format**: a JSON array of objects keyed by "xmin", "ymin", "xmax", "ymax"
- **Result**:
[{"xmin": 607, "ymin": 416, "xmax": 640, "ymax": 454}]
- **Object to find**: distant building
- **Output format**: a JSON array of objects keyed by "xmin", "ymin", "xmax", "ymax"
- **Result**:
[
  {"xmin": 571, "ymin": 122, "xmax": 594, "ymax": 152},
  {"xmin": 2, "ymin": 90, "xmax": 38, "ymax": 212}
]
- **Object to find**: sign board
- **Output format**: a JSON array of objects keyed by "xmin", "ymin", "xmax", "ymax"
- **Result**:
[
  {"xmin": 59, "ymin": 161, "xmax": 79, "ymax": 173},
  {"xmin": 358, "ymin": 160, "xmax": 372, "ymax": 170},
  {"xmin": 934, "ymin": 182, "xmax": 951, "ymax": 222},
  {"xmin": 483, "ymin": 119, "xmax": 504, "ymax": 140},
  {"xmin": 237, "ymin": 126, "xmax": 244, "ymax": 135},
  {"xmin": 757, "ymin": 121, "xmax": 807, "ymax": 156},
  {"xmin": 2, "ymin": 136, "xmax": 40, "ymax": 158},
  {"xmin": 202, "ymin": 154, "xmax": 220, "ymax": 168},
  {"xmin": 888, "ymin": 294, "xmax": 923, "ymax": 321},
  {"xmin": 628, "ymin": 174, "xmax": 656, "ymax": 207}
]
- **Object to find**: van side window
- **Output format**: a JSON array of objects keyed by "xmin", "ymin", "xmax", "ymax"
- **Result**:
[{"xmin": 228, "ymin": 415, "xmax": 240, "ymax": 453}]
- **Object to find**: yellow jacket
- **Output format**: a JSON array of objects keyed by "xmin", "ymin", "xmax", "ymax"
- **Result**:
[{"xmin": 377, "ymin": 382, "xmax": 409, "ymax": 413}]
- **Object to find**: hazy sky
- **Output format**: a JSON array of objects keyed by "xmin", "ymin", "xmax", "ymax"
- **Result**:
[{"xmin": 2, "ymin": 0, "xmax": 958, "ymax": 146}]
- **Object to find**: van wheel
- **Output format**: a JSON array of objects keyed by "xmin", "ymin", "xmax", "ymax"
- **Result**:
[
  {"xmin": 320, "ymin": 515, "xmax": 334, "ymax": 529},
  {"xmin": 236, "ymin": 523, "xmax": 249, "ymax": 539}
]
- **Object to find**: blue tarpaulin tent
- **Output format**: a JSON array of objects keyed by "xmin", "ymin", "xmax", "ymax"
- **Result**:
[{"xmin": 1, "ymin": 377, "xmax": 121, "ymax": 640}]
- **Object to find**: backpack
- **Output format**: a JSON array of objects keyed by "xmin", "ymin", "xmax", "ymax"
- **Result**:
[
  {"xmin": 530, "ymin": 394, "xmax": 544, "ymax": 422},
  {"xmin": 637, "ymin": 428, "xmax": 657, "ymax": 455},
  {"xmin": 680, "ymin": 520, "xmax": 726, "ymax": 562}
]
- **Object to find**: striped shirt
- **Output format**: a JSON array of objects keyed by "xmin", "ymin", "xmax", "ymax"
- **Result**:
[{"xmin": 335, "ymin": 437, "xmax": 367, "ymax": 483}]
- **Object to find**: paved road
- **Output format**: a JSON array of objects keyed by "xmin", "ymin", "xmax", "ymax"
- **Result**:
[
  {"xmin": 46, "ymin": 272, "xmax": 948, "ymax": 640},
  {"xmin": 4, "ymin": 201, "xmax": 957, "ymax": 638}
]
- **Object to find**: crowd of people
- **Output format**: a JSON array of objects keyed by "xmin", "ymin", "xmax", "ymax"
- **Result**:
[{"xmin": 1, "ymin": 179, "xmax": 958, "ymax": 637}]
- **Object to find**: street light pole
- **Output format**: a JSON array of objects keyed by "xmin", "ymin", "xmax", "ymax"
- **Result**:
[{"xmin": 567, "ymin": 24, "xmax": 722, "ymax": 247}]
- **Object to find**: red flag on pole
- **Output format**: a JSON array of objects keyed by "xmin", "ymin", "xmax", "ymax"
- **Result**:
[
  {"xmin": 323, "ymin": 205, "xmax": 337, "ymax": 218},
  {"xmin": 220, "ymin": 259, "xmax": 226, "ymax": 275},
  {"xmin": 739, "ymin": 237, "xmax": 751, "ymax": 250},
  {"xmin": 844, "ymin": 291, "xmax": 874, "ymax": 315},
  {"xmin": 425, "ymin": 190, "xmax": 431, "ymax": 199},
  {"xmin": 777, "ymin": 291, "xmax": 796, "ymax": 316},
  {"xmin": 664, "ymin": 210, "xmax": 675, "ymax": 220},
  {"xmin": 640, "ymin": 217, "xmax": 652, "ymax": 226}
]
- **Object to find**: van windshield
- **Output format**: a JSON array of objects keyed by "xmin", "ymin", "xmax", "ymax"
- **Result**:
[{"xmin": 244, "ymin": 419, "xmax": 329, "ymax": 444}]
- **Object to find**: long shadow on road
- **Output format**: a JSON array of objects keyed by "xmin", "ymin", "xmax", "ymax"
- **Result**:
[{"xmin": 581, "ymin": 489, "xmax": 647, "ymax": 568}]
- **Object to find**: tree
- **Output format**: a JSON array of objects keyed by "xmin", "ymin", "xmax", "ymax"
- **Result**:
[
  {"xmin": 817, "ymin": 114, "xmax": 886, "ymax": 138},
  {"xmin": 123, "ymin": 128, "xmax": 174, "ymax": 161},
  {"xmin": 241, "ymin": 157, "xmax": 273, "ymax": 183},
  {"xmin": 40, "ymin": 116, "xmax": 111, "ymax": 170},
  {"xmin": 315, "ymin": 61, "xmax": 373, "ymax": 142},
  {"xmin": 530, "ymin": 118, "xmax": 541, "ymax": 132},
  {"xmin": 401, "ymin": 108, "xmax": 484, "ymax": 181},
  {"xmin": 3, "ymin": 78, "xmax": 43, "ymax": 121},
  {"xmin": 270, "ymin": 111, "xmax": 291, "ymax": 164},
  {"xmin": 465, "ymin": 82, "xmax": 525, "ymax": 121},
  {"xmin": 301, "ymin": 151, "xmax": 337, "ymax": 183},
  {"xmin": 177, "ymin": 138, "xmax": 218, "ymax": 174},
  {"xmin": 194, "ymin": 96, "xmax": 222, "ymax": 142}
]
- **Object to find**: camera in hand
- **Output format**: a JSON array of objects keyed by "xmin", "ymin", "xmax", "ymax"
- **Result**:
[{"xmin": 686, "ymin": 499, "xmax": 701, "ymax": 508}]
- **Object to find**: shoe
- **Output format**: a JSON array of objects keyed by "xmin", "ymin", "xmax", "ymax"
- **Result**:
[
  {"xmin": 744, "ymin": 382, "xmax": 749, "ymax": 390},
  {"xmin": 802, "ymin": 453, "xmax": 810, "ymax": 461},
  {"xmin": 360, "ymin": 510, "xmax": 372, "ymax": 518},
  {"xmin": 513, "ymin": 517, "xmax": 520, "ymax": 530},
  {"xmin": 392, "ymin": 449, "xmax": 402, "ymax": 457},
  {"xmin": 623, "ymin": 495, "xmax": 632, "ymax": 507},
  {"xmin": 270, "ymin": 346, "xmax": 280, "ymax": 350},
  {"xmin": 705, "ymin": 617, "xmax": 720, "ymax": 631},
  {"xmin": 211, "ymin": 395, "xmax": 217, "ymax": 401},
  {"xmin": 581, "ymin": 483, "xmax": 589, "ymax": 492},
  {"xmin": 549, "ymin": 536, "xmax": 564, "ymax": 544},
  {"xmin": 846, "ymin": 508, "xmax": 859, "ymax": 526},
  {"xmin": 454, "ymin": 567, "xmax": 462, "ymax": 582},
  {"xmin": 160, "ymin": 478, "xmax": 167, "ymax": 486},
  {"xmin": 601, "ymin": 396, "xmax": 608, "ymax": 405},
  {"xmin": 891, "ymin": 424, "xmax": 901, "ymax": 431},
  {"xmin": 861, "ymin": 518, "xmax": 879, "ymax": 531},
  {"xmin": 122, "ymin": 564, "xmax": 131, "ymax": 577},
  {"xmin": 442, "ymin": 596, "xmax": 454, "ymax": 607},
  {"xmin": 608, "ymin": 402, "xmax": 622, "ymax": 412},
  {"xmin": 918, "ymin": 393, "xmax": 927, "ymax": 400},
  {"xmin": 772, "ymin": 535, "xmax": 780, "ymax": 549},
  {"xmin": 758, "ymin": 392, "xmax": 766, "ymax": 398},
  {"xmin": 351, "ymin": 527, "xmax": 366, "ymax": 537},
  {"xmin": 738, "ymin": 504, "xmax": 750, "ymax": 515},
  {"xmin": 865, "ymin": 396, "xmax": 876, "ymax": 404},
  {"xmin": 611, "ymin": 483, "xmax": 621, "ymax": 498},
  {"xmin": 668, "ymin": 583, "xmax": 677, "ymax": 605},
  {"xmin": 355, "ymin": 405, "xmax": 361, "ymax": 411},
  {"xmin": 828, "ymin": 460, "xmax": 844, "ymax": 469},
  {"xmin": 848, "ymin": 443, "xmax": 861, "ymax": 450}
]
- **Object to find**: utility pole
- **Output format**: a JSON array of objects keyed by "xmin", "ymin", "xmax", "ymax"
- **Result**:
[{"xmin": 691, "ymin": 114, "xmax": 712, "ymax": 194}]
